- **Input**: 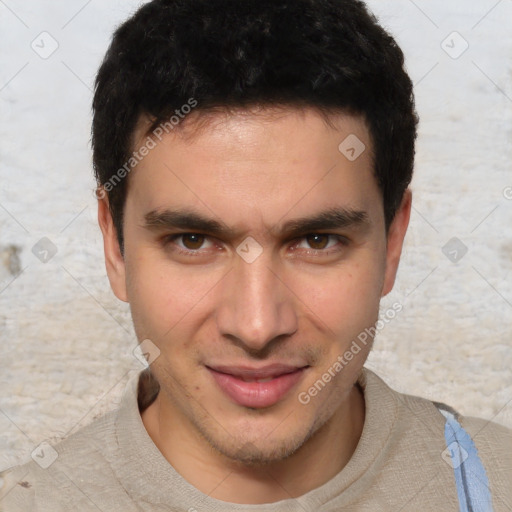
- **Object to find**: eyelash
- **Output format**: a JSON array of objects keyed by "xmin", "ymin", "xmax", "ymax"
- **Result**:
[{"xmin": 162, "ymin": 233, "xmax": 349, "ymax": 258}]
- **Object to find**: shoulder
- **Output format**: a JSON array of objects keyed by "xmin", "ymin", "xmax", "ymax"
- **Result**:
[
  {"xmin": 363, "ymin": 368, "xmax": 512, "ymax": 464},
  {"xmin": 361, "ymin": 368, "xmax": 448, "ymax": 433},
  {"xmin": 364, "ymin": 368, "xmax": 512, "ymax": 442},
  {"xmin": 0, "ymin": 372, "xmax": 147, "ymax": 511},
  {"xmin": 459, "ymin": 414, "xmax": 512, "ymax": 445},
  {"xmin": 365, "ymin": 369, "xmax": 512, "ymax": 507},
  {"xmin": 0, "ymin": 407, "xmax": 125, "ymax": 511},
  {"xmin": 0, "ymin": 463, "xmax": 35, "ymax": 512},
  {"xmin": 459, "ymin": 414, "xmax": 512, "ymax": 505}
]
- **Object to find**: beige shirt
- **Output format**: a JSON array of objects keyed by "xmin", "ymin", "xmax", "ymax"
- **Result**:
[{"xmin": 1, "ymin": 367, "xmax": 510, "ymax": 511}]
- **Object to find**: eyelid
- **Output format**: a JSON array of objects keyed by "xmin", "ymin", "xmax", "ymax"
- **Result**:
[
  {"xmin": 164, "ymin": 232, "xmax": 349, "ymax": 255},
  {"xmin": 291, "ymin": 234, "xmax": 349, "ymax": 252}
]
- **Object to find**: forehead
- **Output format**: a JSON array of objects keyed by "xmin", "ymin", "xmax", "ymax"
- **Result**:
[{"xmin": 126, "ymin": 107, "xmax": 382, "ymax": 230}]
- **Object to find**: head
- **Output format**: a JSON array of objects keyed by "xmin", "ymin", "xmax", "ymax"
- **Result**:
[{"xmin": 94, "ymin": 0, "xmax": 417, "ymax": 465}]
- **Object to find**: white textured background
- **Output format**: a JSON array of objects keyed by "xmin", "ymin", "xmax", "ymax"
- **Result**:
[{"xmin": 1, "ymin": 0, "xmax": 511, "ymax": 471}]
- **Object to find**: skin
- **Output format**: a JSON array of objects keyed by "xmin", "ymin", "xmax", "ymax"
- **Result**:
[{"xmin": 98, "ymin": 107, "xmax": 411, "ymax": 504}]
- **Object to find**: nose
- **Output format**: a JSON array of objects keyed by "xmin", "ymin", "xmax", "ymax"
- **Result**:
[{"xmin": 215, "ymin": 250, "xmax": 298, "ymax": 352}]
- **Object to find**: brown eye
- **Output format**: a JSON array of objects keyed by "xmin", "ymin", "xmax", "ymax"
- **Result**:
[
  {"xmin": 305, "ymin": 234, "xmax": 330, "ymax": 250},
  {"xmin": 181, "ymin": 234, "xmax": 206, "ymax": 250}
]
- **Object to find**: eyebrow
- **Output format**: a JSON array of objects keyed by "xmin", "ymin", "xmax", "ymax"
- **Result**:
[{"xmin": 142, "ymin": 207, "xmax": 370, "ymax": 239}]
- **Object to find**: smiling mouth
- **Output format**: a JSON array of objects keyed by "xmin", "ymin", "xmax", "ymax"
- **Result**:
[{"xmin": 206, "ymin": 365, "xmax": 309, "ymax": 408}]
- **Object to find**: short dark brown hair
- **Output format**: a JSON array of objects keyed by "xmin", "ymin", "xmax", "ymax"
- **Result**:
[{"xmin": 92, "ymin": 0, "xmax": 418, "ymax": 254}]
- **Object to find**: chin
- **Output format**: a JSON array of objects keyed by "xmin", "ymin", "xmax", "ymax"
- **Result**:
[
  {"xmin": 215, "ymin": 435, "xmax": 305, "ymax": 467},
  {"xmin": 196, "ymin": 412, "xmax": 319, "ymax": 467}
]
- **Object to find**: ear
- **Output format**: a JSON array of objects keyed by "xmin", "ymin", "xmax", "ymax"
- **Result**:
[
  {"xmin": 381, "ymin": 189, "xmax": 412, "ymax": 297},
  {"xmin": 97, "ymin": 190, "xmax": 128, "ymax": 302}
]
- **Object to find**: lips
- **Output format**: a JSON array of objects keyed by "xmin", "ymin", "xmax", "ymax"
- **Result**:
[{"xmin": 206, "ymin": 363, "xmax": 308, "ymax": 408}]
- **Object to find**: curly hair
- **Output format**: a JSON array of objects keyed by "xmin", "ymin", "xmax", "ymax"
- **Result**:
[{"xmin": 92, "ymin": 0, "xmax": 418, "ymax": 254}]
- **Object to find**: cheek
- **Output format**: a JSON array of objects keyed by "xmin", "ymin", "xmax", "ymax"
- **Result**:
[
  {"xmin": 124, "ymin": 252, "xmax": 223, "ymax": 339},
  {"xmin": 125, "ymin": 254, "xmax": 184, "ymax": 335},
  {"xmin": 293, "ymin": 258, "xmax": 384, "ymax": 337}
]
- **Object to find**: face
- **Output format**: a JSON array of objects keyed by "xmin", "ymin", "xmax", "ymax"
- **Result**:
[{"xmin": 99, "ymin": 107, "xmax": 410, "ymax": 465}]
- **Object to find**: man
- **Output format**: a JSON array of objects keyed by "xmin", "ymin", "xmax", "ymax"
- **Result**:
[{"xmin": 1, "ymin": 0, "xmax": 510, "ymax": 510}]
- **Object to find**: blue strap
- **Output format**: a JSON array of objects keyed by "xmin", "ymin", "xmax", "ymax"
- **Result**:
[{"xmin": 439, "ymin": 408, "xmax": 494, "ymax": 512}]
